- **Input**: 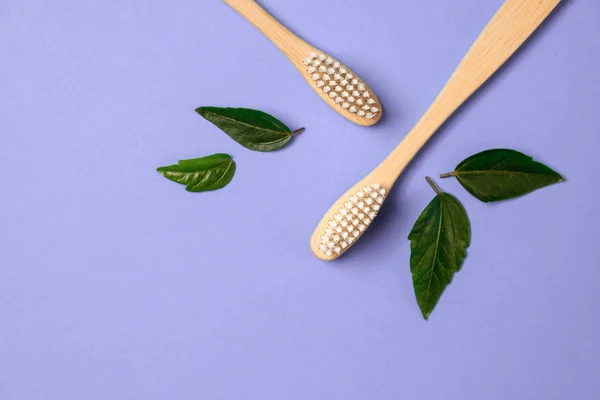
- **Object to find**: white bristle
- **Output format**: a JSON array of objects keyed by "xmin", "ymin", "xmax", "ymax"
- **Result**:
[
  {"xmin": 318, "ymin": 181, "xmax": 387, "ymax": 256},
  {"xmin": 305, "ymin": 52, "xmax": 379, "ymax": 118},
  {"xmin": 328, "ymin": 221, "xmax": 337, "ymax": 228}
]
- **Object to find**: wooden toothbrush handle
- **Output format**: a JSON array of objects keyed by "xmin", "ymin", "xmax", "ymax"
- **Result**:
[
  {"xmin": 222, "ymin": 0, "xmax": 313, "ymax": 62},
  {"xmin": 381, "ymin": 0, "xmax": 561, "ymax": 181}
]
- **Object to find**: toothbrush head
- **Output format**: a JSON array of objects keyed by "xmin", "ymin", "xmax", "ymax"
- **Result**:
[
  {"xmin": 303, "ymin": 52, "xmax": 382, "ymax": 126},
  {"xmin": 311, "ymin": 182, "xmax": 388, "ymax": 260}
]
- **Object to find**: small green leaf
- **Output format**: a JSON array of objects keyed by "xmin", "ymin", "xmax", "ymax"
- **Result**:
[
  {"xmin": 157, "ymin": 153, "xmax": 236, "ymax": 192},
  {"xmin": 196, "ymin": 107, "xmax": 303, "ymax": 152},
  {"xmin": 409, "ymin": 178, "xmax": 471, "ymax": 320},
  {"xmin": 442, "ymin": 149, "xmax": 564, "ymax": 202}
]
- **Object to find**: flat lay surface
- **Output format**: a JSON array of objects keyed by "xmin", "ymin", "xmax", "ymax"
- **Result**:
[{"xmin": 1, "ymin": 0, "xmax": 599, "ymax": 399}]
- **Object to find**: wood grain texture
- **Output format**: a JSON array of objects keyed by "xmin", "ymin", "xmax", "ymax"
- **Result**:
[
  {"xmin": 311, "ymin": 0, "xmax": 562, "ymax": 260},
  {"xmin": 223, "ymin": 0, "xmax": 382, "ymax": 126}
]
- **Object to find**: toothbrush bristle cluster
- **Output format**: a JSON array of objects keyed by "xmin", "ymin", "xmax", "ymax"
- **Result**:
[
  {"xmin": 304, "ymin": 52, "xmax": 380, "ymax": 120},
  {"xmin": 318, "ymin": 183, "xmax": 387, "ymax": 258}
]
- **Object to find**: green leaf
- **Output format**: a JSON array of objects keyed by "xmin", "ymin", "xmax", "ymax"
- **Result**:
[
  {"xmin": 157, "ymin": 153, "xmax": 236, "ymax": 192},
  {"xmin": 196, "ymin": 107, "xmax": 303, "ymax": 152},
  {"xmin": 408, "ymin": 178, "xmax": 471, "ymax": 320},
  {"xmin": 443, "ymin": 149, "xmax": 564, "ymax": 202}
]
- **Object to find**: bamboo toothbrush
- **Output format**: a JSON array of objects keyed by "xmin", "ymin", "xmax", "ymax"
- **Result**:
[
  {"xmin": 222, "ymin": 0, "xmax": 382, "ymax": 126},
  {"xmin": 310, "ymin": 0, "xmax": 561, "ymax": 260}
]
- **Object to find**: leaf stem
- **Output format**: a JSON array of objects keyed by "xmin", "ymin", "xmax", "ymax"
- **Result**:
[
  {"xmin": 440, "ymin": 172, "xmax": 456, "ymax": 178},
  {"xmin": 426, "ymin": 177, "xmax": 442, "ymax": 194},
  {"xmin": 291, "ymin": 128, "xmax": 305, "ymax": 136}
]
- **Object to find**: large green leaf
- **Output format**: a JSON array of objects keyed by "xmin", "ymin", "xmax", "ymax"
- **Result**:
[
  {"xmin": 444, "ymin": 149, "xmax": 564, "ymax": 202},
  {"xmin": 408, "ymin": 181, "xmax": 471, "ymax": 320},
  {"xmin": 196, "ymin": 107, "xmax": 302, "ymax": 152},
  {"xmin": 157, "ymin": 153, "xmax": 236, "ymax": 192}
]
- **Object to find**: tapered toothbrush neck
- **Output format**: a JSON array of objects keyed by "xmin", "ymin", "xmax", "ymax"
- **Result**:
[
  {"xmin": 222, "ymin": 0, "xmax": 311, "ymax": 61},
  {"xmin": 380, "ymin": 96, "xmax": 461, "ymax": 182}
]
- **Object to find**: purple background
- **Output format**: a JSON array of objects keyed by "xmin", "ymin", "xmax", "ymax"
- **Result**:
[{"xmin": 1, "ymin": 0, "xmax": 599, "ymax": 398}]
